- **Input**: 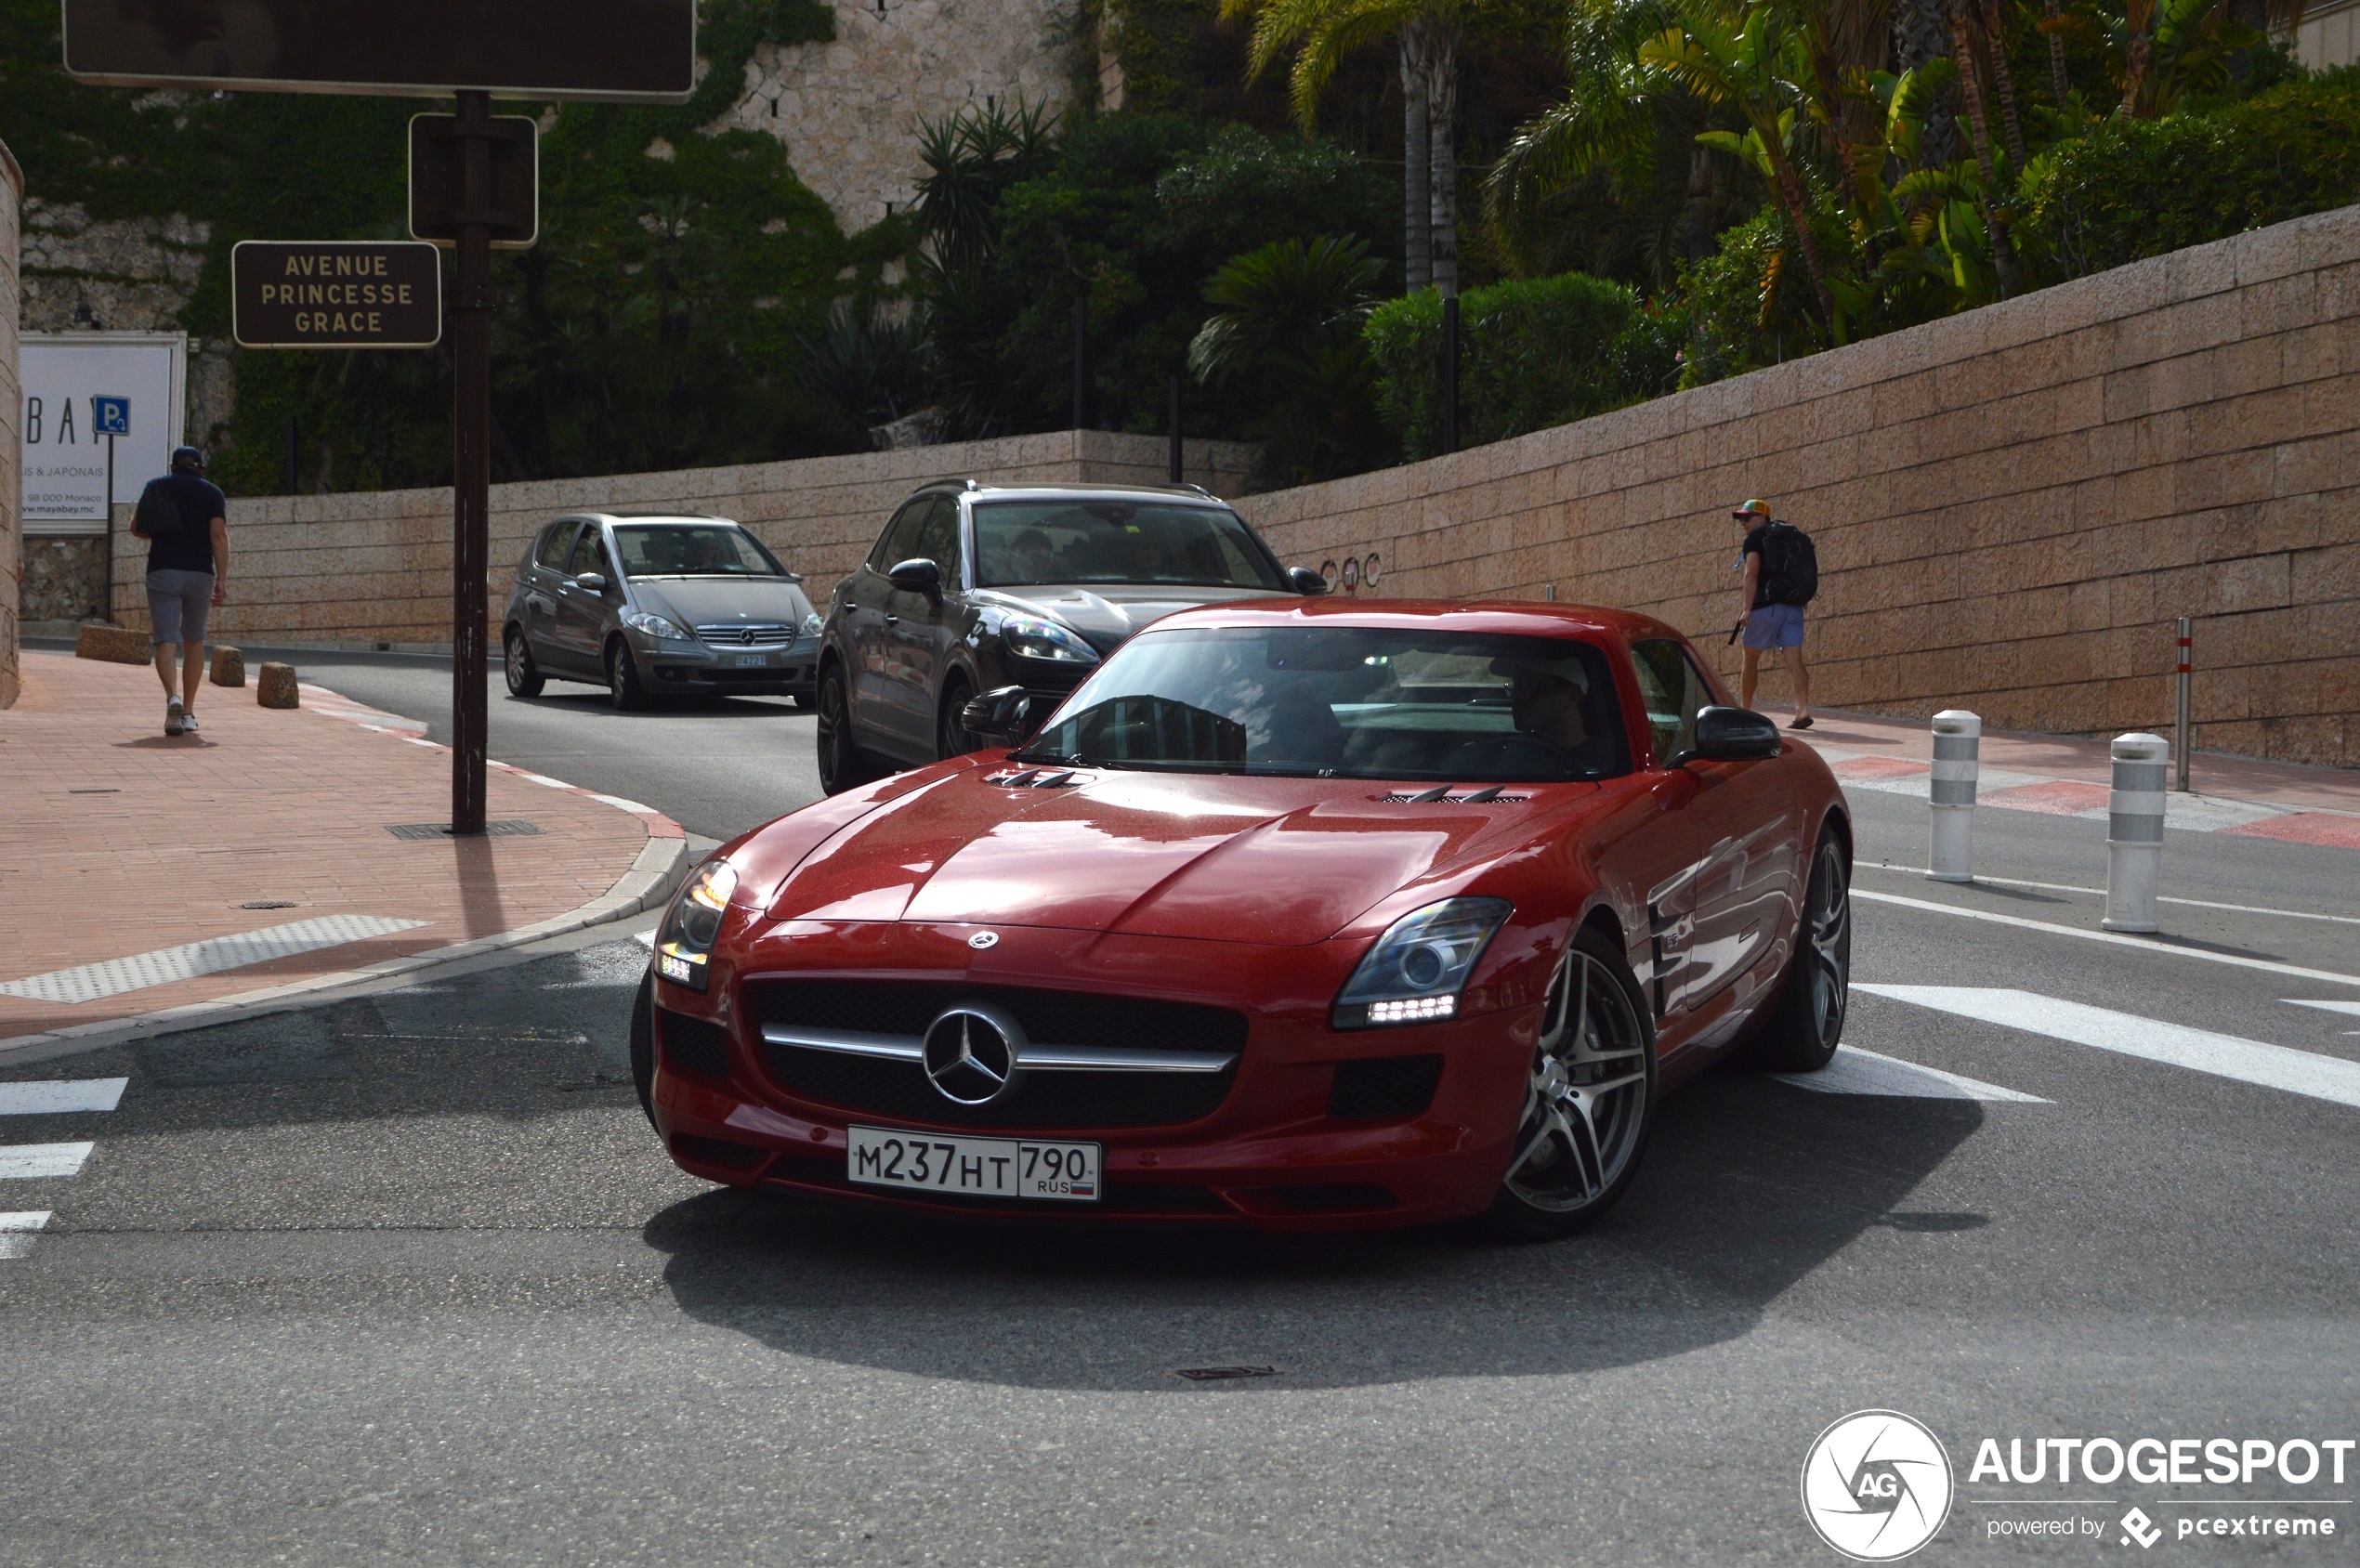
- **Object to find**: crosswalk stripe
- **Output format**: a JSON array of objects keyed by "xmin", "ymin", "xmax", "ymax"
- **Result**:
[
  {"xmin": 0, "ymin": 1210, "xmax": 52, "ymax": 1261},
  {"xmin": 2287, "ymin": 1000, "xmax": 2360, "ymax": 1017},
  {"xmin": 0, "ymin": 1078, "xmax": 128, "ymax": 1116},
  {"xmin": 0, "ymin": 1143, "xmax": 96, "ymax": 1180},
  {"xmin": 1771, "ymin": 1046, "xmax": 2047, "ymax": 1102},
  {"xmin": 1857, "ymin": 987, "xmax": 2360, "ymax": 1110}
]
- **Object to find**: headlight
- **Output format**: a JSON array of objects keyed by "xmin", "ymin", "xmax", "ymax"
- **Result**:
[
  {"xmin": 654, "ymin": 859, "xmax": 740, "ymax": 992},
  {"xmin": 801, "ymin": 612, "xmax": 824, "ymax": 640},
  {"xmin": 624, "ymin": 610, "xmax": 691, "ymax": 642},
  {"xmin": 1331, "ymin": 897, "xmax": 1513, "ymax": 1029},
  {"xmin": 1001, "ymin": 615, "xmax": 1099, "ymax": 663}
]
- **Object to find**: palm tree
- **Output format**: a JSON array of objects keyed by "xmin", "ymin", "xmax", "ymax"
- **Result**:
[
  {"xmin": 1189, "ymin": 236, "xmax": 1390, "ymax": 479},
  {"xmin": 1223, "ymin": 0, "xmax": 1507, "ymax": 297}
]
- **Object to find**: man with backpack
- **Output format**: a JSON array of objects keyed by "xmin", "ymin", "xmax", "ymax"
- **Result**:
[
  {"xmin": 131, "ymin": 445, "xmax": 230, "ymax": 737},
  {"xmin": 1732, "ymin": 497, "xmax": 1815, "ymax": 730}
]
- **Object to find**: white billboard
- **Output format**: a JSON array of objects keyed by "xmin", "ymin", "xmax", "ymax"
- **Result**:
[{"xmin": 20, "ymin": 332, "xmax": 188, "ymax": 531}]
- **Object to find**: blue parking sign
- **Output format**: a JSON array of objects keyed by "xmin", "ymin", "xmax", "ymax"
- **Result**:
[{"xmin": 93, "ymin": 395, "xmax": 131, "ymax": 436}]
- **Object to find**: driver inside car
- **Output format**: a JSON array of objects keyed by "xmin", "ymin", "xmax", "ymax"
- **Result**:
[{"xmin": 1508, "ymin": 662, "xmax": 1592, "ymax": 752}]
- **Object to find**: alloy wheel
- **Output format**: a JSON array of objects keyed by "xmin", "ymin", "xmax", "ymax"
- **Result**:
[
  {"xmin": 1803, "ymin": 837, "xmax": 1851, "ymax": 1046},
  {"xmin": 1503, "ymin": 947, "xmax": 1653, "ymax": 1215}
]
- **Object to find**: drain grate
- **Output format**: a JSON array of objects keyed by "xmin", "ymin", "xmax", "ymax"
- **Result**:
[
  {"xmin": 1173, "ymin": 1365, "xmax": 1278, "ymax": 1382},
  {"xmin": 239, "ymin": 900, "xmax": 298, "ymax": 910},
  {"xmin": 384, "ymin": 819, "xmax": 544, "ymax": 841}
]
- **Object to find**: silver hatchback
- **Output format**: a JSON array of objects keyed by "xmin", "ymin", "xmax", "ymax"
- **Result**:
[{"xmin": 501, "ymin": 513, "xmax": 822, "ymax": 710}]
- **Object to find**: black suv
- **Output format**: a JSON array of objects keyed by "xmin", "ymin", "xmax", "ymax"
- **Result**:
[{"xmin": 815, "ymin": 481, "xmax": 1323, "ymax": 793}]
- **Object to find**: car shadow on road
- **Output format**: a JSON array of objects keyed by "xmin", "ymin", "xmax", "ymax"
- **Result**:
[{"xmin": 641, "ymin": 1071, "xmax": 1983, "ymax": 1391}]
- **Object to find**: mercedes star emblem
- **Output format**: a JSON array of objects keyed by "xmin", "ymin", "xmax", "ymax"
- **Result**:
[
  {"xmin": 741, "ymin": 629, "xmax": 756, "ymax": 646},
  {"xmin": 921, "ymin": 1003, "xmax": 1025, "ymax": 1105},
  {"xmin": 967, "ymin": 931, "xmax": 999, "ymax": 949}
]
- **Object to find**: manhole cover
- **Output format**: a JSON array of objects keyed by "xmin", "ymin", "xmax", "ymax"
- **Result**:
[
  {"xmin": 1173, "ymin": 1365, "xmax": 1278, "ymax": 1382},
  {"xmin": 239, "ymin": 900, "xmax": 299, "ymax": 910},
  {"xmin": 384, "ymin": 819, "xmax": 544, "ymax": 841}
]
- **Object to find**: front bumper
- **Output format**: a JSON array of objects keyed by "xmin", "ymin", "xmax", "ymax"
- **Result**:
[
  {"xmin": 636, "ymin": 631, "xmax": 817, "ymax": 696},
  {"xmin": 649, "ymin": 918, "xmax": 1539, "ymax": 1231}
]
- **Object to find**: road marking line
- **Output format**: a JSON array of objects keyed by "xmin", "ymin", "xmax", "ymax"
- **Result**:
[
  {"xmin": 1855, "ymin": 987, "xmax": 2360, "ymax": 1110},
  {"xmin": 1771, "ymin": 1045, "xmax": 2047, "ymax": 1102},
  {"xmin": 1852, "ymin": 890, "xmax": 2360, "ymax": 989},
  {"xmin": 0, "ymin": 1210, "xmax": 51, "ymax": 1261},
  {"xmin": 0, "ymin": 915, "xmax": 430, "ymax": 1006},
  {"xmin": 2287, "ymin": 1000, "xmax": 2360, "ymax": 1017},
  {"xmin": 0, "ymin": 1143, "xmax": 95, "ymax": 1180},
  {"xmin": 1859, "ymin": 867, "xmax": 2360, "ymax": 927},
  {"xmin": 0, "ymin": 1079, "xmax": 127, "ymax": 1115}
]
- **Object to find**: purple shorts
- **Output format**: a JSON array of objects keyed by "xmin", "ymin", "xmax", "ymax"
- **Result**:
[{"xmin": 1742, "ymin": 603, "xmax": 1804, "ymax": 650}]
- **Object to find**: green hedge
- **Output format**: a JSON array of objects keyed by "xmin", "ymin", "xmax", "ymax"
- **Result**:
[
  {"xmin": 2023, "ymin": 72, "xmax": 2360, "ymax": 280},
  {"xmin": 1364, "ymin": 272, "xmax": 1666, "ymax": 459}
]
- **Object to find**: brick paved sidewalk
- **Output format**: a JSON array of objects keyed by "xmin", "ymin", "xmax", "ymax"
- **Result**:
[
  {"xmin": 0, "ymin": 650, "xmax": 687, "ymax": 1051},
  {"xmin": 1762, "ymin": 704, "xmax": 2360, "ymax": 848}
]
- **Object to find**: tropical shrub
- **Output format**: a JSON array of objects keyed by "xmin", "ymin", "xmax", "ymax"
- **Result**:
[
  {"xmin": 1364, "ymin": 271, "xmax": 1654, "ymax": 457},
  {"xmin": 1189, "ymin": 235, "xmax": 1393, "ymax": 483}
]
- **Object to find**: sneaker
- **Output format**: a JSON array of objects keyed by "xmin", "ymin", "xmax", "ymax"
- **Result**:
[
  {"xmin": 180, "ymin": 711, "xmax": 201, "ymax": 733},
  {"xmin": 164, "ymin": 700, "xmax": 186, "ymax": 737}
]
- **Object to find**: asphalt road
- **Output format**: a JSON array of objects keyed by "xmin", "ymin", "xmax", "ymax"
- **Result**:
[{"xmin": 5, "ymin": 652, "xmax": 2357, "ymax": 1566}]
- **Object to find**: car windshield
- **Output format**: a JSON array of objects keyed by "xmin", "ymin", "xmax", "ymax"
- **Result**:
[
  {"xmin": 973, "ymin": 500, "xmax": 1287, "ymax": 591},
  {"xmin": 610, "ymin": 523, "xmax": 784, "ymax": 578},
  {"xmin": 1013, "ymin": 625, "xmax": 1632, "ymax": 782}
]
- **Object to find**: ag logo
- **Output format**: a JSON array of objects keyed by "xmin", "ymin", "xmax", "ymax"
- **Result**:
[{"xmin": 1801, "ymin": 1410, "xmax": 1954, "ymax": 1561}]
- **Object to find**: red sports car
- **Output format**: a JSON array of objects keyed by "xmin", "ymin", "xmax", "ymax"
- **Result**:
[{"xmin": 634, "ymin": 600, "xmax": 1853, "ymax": 1236}]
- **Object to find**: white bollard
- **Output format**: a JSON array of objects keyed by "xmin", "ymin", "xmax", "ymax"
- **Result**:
[
  {"xmin": 2102, "ymin": 732, "xmax": 2170, "ymax": 933},
  {"xmin": 1928, "ymin": 710, "xmax": 1980, "ymax": 882}
]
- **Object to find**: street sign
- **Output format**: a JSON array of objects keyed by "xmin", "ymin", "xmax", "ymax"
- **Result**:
[
  {"xmin": 93, "ymin": 397, "xmax": 130, "ymax": 437},
  {"xmin": 409, "ymin": 113, "xmax": 538, "ymax": 249},
  {"xmin": 232, "ymin": 242, "xmax": 443, "ymax": 349},
  {"xmin": 61, "ymin": 0, "xmax": 696, "ymax": 101}
]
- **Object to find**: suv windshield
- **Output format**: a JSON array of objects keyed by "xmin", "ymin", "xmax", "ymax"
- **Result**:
[
  {"xmin": 1014, "ymin": 625, "xmax": 1631, "ymax": 782},
  {"xmin": 611, "ymin": 523, "xmax": 783, "ymax": 578},
  {"xmin": 973, "ymin": 500, "xmax": 1287, "ymax": 591}
]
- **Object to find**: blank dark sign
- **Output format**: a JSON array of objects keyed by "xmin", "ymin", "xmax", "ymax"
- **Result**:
[{"xmin": 64, "ymin": 0, "xmax": 696, "ymax": 101}]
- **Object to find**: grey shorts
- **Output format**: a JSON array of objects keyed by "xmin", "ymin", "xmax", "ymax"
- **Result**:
[
  {"xmin": 147, "ymin": 569, "xmax": 214, "ymax": 646},
  {"xmin": 1742, "ymin": 602, "xmax": 1805, "ymax": 650}
]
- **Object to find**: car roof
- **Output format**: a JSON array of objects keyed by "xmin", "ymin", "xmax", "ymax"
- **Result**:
[
  {"xmin": 557, "ymin": 512, "xmax": 744, "ymax": 527},
  {"xmin": 908, "ymin": 480, "xmax": 1231, "ymax": 506},
  {"xmin": 1134, "ymin": 597, "xmax": 1685, "ymax": 644}
]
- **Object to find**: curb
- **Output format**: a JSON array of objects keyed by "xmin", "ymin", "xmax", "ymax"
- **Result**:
[{"xmin": 0, "ymin": 685, "xmax": 694, "ymax": 1063}]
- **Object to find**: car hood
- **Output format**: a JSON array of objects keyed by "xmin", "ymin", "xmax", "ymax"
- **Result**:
[
  {"xmin": 972, "ymin": 583, "xmax": 1291, "ymax": 655},
  {"xmin": 762, "ymin": 766, "xmax": 1600, "ymax": 946},
  {"xmin": 631, "ymin": 577, "xmax": 813, "ymax": 628}
]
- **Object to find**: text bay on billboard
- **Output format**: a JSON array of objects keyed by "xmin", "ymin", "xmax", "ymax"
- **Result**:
[
  {"xmin": 232, "ymin": 242, "xmax": 444, "ymax": 350},
  {"xmin": 20, "ymin": 333, "xmax": 188, "ymax": 527},
  {"xmin": 62, "ymin": 0, "xmax": 695, "ymax": 101}
]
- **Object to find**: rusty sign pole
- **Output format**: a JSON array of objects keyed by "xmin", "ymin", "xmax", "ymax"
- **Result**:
[{"xmin": 449, "ymin": 89, "xmax": 494, "ymax": 835}]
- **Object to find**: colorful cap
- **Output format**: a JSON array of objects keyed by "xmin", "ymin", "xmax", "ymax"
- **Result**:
[{"xmin": 1731, "ymin": 498, "xmax": 1771, "ymax": 517}]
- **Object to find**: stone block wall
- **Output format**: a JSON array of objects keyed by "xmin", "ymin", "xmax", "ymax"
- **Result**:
[
  {"xmin": 110, "ymin": 429, "xmax": 1258, "ymax": 648},
  {"xmin": 1233, "ymin": 203, "xmax": 2360, "ymax": 769},
  {"xmin": 2, "ymin": 138, "xmax": 22, "ymax": 708}
]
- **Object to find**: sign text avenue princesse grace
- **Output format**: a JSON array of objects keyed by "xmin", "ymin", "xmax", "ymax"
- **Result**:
[{"xmin": 232, "ymin": 242, "xmax": 443, "ymax": 350}]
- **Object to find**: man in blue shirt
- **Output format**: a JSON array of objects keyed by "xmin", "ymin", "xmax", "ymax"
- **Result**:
[{"xmin": 133, "ymin": 446, "xmax": 230, "ymax": 737}]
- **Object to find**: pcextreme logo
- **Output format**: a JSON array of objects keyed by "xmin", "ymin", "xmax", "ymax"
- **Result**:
[{"xmin": 1802, "ymin": 1410, "xmax": 1957, "ymax": 1561}]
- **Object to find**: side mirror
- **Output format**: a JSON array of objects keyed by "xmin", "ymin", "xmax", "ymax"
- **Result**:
[
  {"xmin": 1286, "ymin": 565, "xmax": 1329, "ymax": 595},
  {"xmin": 1671, "ymin": 705, "xmax": 1782, "ymax": 766},
  {"xmin": 961, "ymin": 684, "xmax": 1041, "ymax": 743},
  {"xmin": 886, "ymin": 557, "xmax": 942, "ymax": 597},
  {"xmin": 572, "ymin": 572, "xmax": 609, "ymax": 593}
]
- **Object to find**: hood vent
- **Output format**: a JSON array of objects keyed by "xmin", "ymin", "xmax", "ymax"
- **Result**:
[
  {"xmin": 1372, "ymin": 785, "xmax": 1528, "ymax": 805},
  {"xmin": 987, "ymin": 768, "xmax": 1082, "ymax": 789}
]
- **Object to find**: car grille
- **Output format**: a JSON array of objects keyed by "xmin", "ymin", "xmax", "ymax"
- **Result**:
[
  {"xmin": 659, "ymin": 1008, "xmax": 732, "ymax": 1078},
  {"xmin": 749, "ymin": 979, "xmax": 1245, "ymax": 1130},
  {"xmin": 695, "ymin": 622, "xmax": 796, "ymax": 647},
  {"xmin": 1328, "ymin": 1054, "xmax": 1443, "ymax": 1119}
]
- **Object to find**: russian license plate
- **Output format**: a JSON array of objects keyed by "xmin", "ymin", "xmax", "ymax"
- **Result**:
[
  {"xmin": 732, "ymin": 652, "xmax": 769, "ymax": 667},
  {"xmin": 846, "ymin": 1125, "xmax": 1100, "ymax": 1203}
]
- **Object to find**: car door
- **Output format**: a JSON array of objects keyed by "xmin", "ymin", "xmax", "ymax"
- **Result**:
[
  {"xmin": 842, "ymin": 500, "xmax": 931, "ymax": 751},
  {"xmin": 1619, "ymin": 638, "xmax": 1802, "ymax": 1047},
  {"xmin": 552, "ymin": 524, "xmax": 619, "ymax": 673},
  {"xmin": 877, "ymin": 495, "xmax": 964, "ymax": 752},
  {"xmin": 521, "ymin": 521, "xmax": 580, "ymax": 665}
]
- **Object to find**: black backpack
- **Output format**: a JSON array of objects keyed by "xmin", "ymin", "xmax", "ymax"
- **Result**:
[
  {"xmin": 1759, "ymin": 520, "xmax": 1817, "ymax": 607},
  {"xmin": 132, "ymin": 477, "xmax": 183, "ymax": 538}
]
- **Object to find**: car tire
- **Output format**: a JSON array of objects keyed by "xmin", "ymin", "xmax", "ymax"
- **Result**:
[
  {"xmin": 1484, "ymin": 923, "xmax": 1658, "ymax": 1242},
  {"xmin": 503, "ymin": 627, "xmax": 545, "ymax": 698},
  {"xmin": 816, "ymin": 660, "xmax": 876, "ymax": 795},
  {"xmin": 607, "ymin": 639, "xmax": 648, "ymax": 712},
  {"xmin": 1749, "ymin": 826, "xmax": 1852, "ymax": 1073},
  {"xmin": 936, "ymin": 674, "xmax": 978, "ymax": 760},
  {"xmin": 630, "ymin": 970, "xmax": 657, "ymax": 1129}
]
